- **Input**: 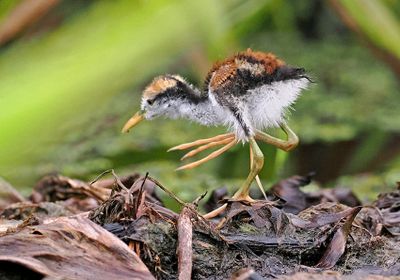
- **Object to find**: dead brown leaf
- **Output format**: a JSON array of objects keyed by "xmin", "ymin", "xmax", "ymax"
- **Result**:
[
  {"xmin": 269, "ymin": 173, "xmax": 360, "ymax": 214},
  {"xmin": 0, "ymin": 215, "xmax": 154, "ymax": 279},
  {"xmin": 269, "ymin": 173, "xmax": 315, "ymax": 214},
  {"xmin": 0, "ymin": 177, "xmax": 26, "ymax": 211},
  {"xmin": 1, "ymin": 201, "xmax": 73, "ymax": 222},
  {"xmin": 30, "ymin": 174, "xmax": 109, "ymax": 204},
  {"xmin": 315, "ymin": 207, "xmax": 361, "ymax": 269},
  {"xmin": 203, "ymin": 187, "xmax": 228, "ymax": 213}
]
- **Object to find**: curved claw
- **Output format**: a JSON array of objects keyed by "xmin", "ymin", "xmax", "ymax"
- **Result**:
[
  {"xmin": 180, "ymin": 136, "xmax": 235, "ymax": 161},
  {"xmin": 168, "ymin": 133, "xmax": 235, "ymax": 152},
  {"xmin": 176, "ymin": 139, "xmax": 237, "ymax": 171}
]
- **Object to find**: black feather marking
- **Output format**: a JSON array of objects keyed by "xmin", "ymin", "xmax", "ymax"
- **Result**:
[
  {"xmin": 204, "ymin": 65, "xmax": 311, "ymax": 95},
  {"xmin": 150, "ymin": 79, "xmax": 207, "ymax": 105},
  {"xmin": 224, "ymin": 66, "xmax": 310, "ymax": 97},
  {"xmin": 229, "ymin": 106, "xmax": 250, "ymax": 136}
]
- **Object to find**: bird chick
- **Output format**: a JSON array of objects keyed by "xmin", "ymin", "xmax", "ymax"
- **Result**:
[
  {"xmin": 122, "ymin": 49, "xmax": 310, "ymax": 218},
  {"xmin": 123, "ymin": 49, "xmax": 310, "ymax": 142}
]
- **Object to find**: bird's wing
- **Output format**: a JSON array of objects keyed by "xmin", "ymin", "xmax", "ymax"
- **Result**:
[{"xmin": 208, "ymin": 68, "xmax": 253, "ymax": 138}]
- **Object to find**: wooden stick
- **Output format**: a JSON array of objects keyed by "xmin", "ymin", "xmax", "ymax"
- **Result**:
[{"xmin": 177, "ymin": 207, "xmax": 193, "ymax": 280}]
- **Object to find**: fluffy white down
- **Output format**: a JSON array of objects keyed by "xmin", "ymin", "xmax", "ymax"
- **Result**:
[
  {"xmin": 142, "ymin": 96, "xmax": 226, "ymax": 126},
  {"xmin": 247, "ymin": 78, "xmax": 309, "ymax": 129},
  {"xmin": 213, "ymin": 78, "xmax": 309, "ymax": 141}
]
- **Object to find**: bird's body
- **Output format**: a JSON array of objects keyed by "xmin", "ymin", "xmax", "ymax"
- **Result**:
[
  {"xmin": 122, "ymin": 49, "xmax": 310, "ymax": 218},
  {"xmin": 135, "ymin": 49, "xmax": 309, "ymax": 141}
]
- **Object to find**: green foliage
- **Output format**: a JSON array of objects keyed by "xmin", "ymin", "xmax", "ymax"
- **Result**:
[
  {"xmin": 0, "ymin": 0, "xmax": 18, "ymax": 20},
  {"xmin": 0, "ymin": 0, "xmax": 224, "ymax": 181},
  {"xmin": 338, "ymin": 0, "xmax": 400, "ymax": 59},
  {"xmin": 0, "ymin": 0, "xmax": 399, "ymax": 200}
]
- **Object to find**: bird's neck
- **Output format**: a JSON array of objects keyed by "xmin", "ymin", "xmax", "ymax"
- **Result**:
[{"xmin": 176, "ymin": 96, "xmax": 223, "ymax": 126}]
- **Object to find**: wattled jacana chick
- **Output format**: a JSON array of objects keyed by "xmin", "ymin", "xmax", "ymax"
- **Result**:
[{"xmin": 122, "ymin": 49, "xmax": 310, "ymax": 218}]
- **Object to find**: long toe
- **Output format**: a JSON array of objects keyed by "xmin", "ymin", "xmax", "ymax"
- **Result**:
[
  {"xmin": 203, "ymin": 195, "xmax": 259, "ymax": 220},
  {"xmin": 203, "ymin": 203, "xmax": 227, "ymax": 219}
]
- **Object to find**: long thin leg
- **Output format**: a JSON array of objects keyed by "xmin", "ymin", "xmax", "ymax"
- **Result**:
[
  {"xmin": 204, "ymin": 125, "xmax": 297, "ymax": 219},
  {"xmin": 168, "ymin": 133, "xmax": 235, "ymax": 152},
  {"xmin": 255, "ymin": 123, "xmax": 299, "ymax": 152},
  {"xmin": 180, "ymin": 136, "xmax": 235, "ymax": 160},
  {"xmin": 250, "ymin": 145, "xmax": 268, "ymax": 200},
  {"xmin": 203, "ymin": 137, "xmax": 264, "ymax": 219},
  {"xmin": 176, "ymin": 139, "xmax": 237, "ymax": 171},
  {"xmin": 232, "ymin": 137, "xmax": 264, "ymax": 200}
]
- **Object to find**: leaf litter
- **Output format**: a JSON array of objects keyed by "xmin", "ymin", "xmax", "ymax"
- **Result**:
[{"xmin": 0, "ymin": 173, "xmax": 399, "ymax": 279}]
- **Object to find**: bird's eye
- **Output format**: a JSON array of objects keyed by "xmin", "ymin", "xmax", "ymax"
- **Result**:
[{"xmin": 147, "ymin": 99, "xmax": 154, "ymax": 105}]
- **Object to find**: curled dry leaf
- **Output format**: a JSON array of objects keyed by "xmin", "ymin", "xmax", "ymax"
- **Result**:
[
  {"xmin": 269, "ymin": 173, "xmax": 315, "ymax": 214},
  {"xmin": 373, "ymin": 187, "xmax": 400, "ymax": 235},
  {"xmin": 269, "ymin": 173, "xmax": 361, "ymax": 214},
  {"xmin": 1, "ymin": 201, "xmax": 73, "ymax": 222},
  {"xmin": 203, "ymin": 187, "xmax": 228, "ymax": 213},
  {"xmin": 292, "ymin": 205, "xmax": 359, "ymax": 229},
  {"xmin": 0, "ymin": 177, "xmax": 26, "ymax": 211},
  {"xmin": 356, "ymin": 186, "xmax": 400, "ymax": 237},
  {"xmin": 315, "ymin": 207, "xmax": 361, "ymax": 269},
  {"xmin": 0, "ymin": 215, "xmax": 154, "ymax": 280},
  {"xmin": 30, "ymin": 174, "xmax": 110, "ymax": 205},
  {"xmin": 311, "ymin": 188, "xmax": 361, "ymax": 208},
  {"xmin": 29, "ymin": 173, "xmax": 148, "ymax": 214},
  {"xmin": 89, "ymin": 175, "xmax": 168, "ymax": 225}
]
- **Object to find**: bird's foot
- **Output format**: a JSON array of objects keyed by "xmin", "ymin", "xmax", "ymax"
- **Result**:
[
  {"xmin": 168, "ymin": 133, "xmax": 238, "ymax": 171},
  {"xmin": 168, "ymin": 133, "xmax": 235, "ymax": 152},
  {"xmin": 179, "ymin": 136, "xmax": 235, "ymax": 161},
  {"xmin": 231, "ymin": 193, "xmax": 257, "ymax": 202},
  {"xmin": 202, "ymin": 195, "xmax": 257, "ymax": 219},
  {"xmin": 203, "ymin": 203, "xmax": 228, "ymax": 219}
]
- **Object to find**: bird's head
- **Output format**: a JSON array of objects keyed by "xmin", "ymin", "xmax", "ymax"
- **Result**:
[{"xmin": 122, "ymin": 75, "xmax": 200, "ymax": 133}]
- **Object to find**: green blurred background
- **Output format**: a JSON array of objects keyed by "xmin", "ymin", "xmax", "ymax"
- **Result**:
[{"xmin": 0, "ymin": 0, "xmax": 399, "ymax": 203}]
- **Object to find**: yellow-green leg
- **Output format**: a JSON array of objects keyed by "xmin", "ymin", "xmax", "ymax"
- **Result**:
[
  {"xmin": 202, "ymin": 124, "xmax": 298, "ymax": 219},
  {"xmin": 203, "ymin": 137, "xmax": 264, "ymax": 219},
  {"xmin": 232, "ymin": 137, "xmax": 264, "ymax": 200},
  {"xmin": 251, "ymin": 146, "xmax": 268, "ymax": 200},
  {"xmin": 255, "ymin": 123, "xmax": 299, "ymax": 152}
]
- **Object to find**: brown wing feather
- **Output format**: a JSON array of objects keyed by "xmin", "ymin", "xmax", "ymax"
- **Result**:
[
  {"xmin": 236, "ymin": 48, "xmax": 285, "ymax": 74},
  {"xmin": 203, "ymin": 56, "xmax": 235, "ymax": 92},
  {"xmin": 209, "ymin": 62, "xmax": 237, "ymax": 89},
  {"xmin": 204, "ymin": 49, "xmax": 285, "ymax": 92}
]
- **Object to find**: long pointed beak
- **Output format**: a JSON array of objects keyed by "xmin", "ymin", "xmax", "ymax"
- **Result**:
[{"xmin": 121, "ymin": 111, "xmax": 145, "ymax": 133}]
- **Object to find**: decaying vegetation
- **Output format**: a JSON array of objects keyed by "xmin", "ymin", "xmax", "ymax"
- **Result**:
[{"xmin": 1, "ymin": 172, "xmax": 399, "ymax": 279}]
